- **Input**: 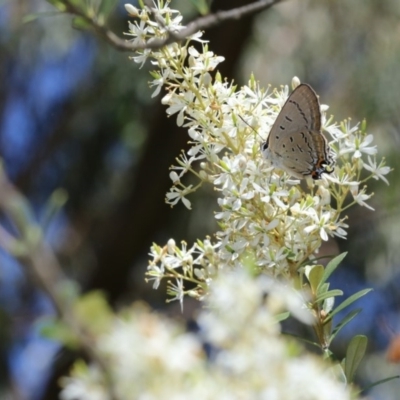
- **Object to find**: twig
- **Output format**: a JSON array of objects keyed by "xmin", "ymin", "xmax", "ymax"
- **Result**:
[
  {"xmin": 62, "ymin": 0, "xmax": 285, "ymax": 52},
  {"xmin": 0, "ymin": 168, "xmax": 118, "ymax": 400}
]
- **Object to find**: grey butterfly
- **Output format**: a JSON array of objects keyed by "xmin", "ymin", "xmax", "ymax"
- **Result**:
[{"xmin": 261, "ymin": 83, "xmax": 335, "ymax": 180}]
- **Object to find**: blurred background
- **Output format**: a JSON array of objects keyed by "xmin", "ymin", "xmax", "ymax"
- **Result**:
[{"xmin": 0, "ymin": 0, "xmax": 400, "ymax": 399}]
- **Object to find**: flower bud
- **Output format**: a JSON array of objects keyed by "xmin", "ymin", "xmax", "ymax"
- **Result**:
[
  {"xmin": 169, "ymin": 171, "xmax": 180, "ymax": 183},
  {"xmin": 202, "ymin": 72, "xmax": 212, "ymax": 87},
  {"xmin": 291, "ymin": 76, "xmax": 301, "ymax": 90},
  {"xmin": 124, "ymin": 4, "xmax": 139, "ymax": 16},
  {"xmin": 167, "ymin": 239, "xmax": 176, "ymax": 254}
]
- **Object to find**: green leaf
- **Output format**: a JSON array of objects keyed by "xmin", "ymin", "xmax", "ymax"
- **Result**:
[
  {"xmin": 344, "ymin": 335, "xmax": 367, "ymax": 382},
  {"xmin": 322, "ymin": 317, "xmax": 333, "ymax": 339},
  {"xmin": 67, "ymin": 0, "xmax": 83, "ymax": 6},
  {"xmin": 74, "ymin": 291, "xmax": 113, "ymax": 334},
  {"xmin": 45, "ymin": 0, "xmax": 67, "ymax": 11},
  {"xmin": 306, "ymin": 265, "xmax": 324, "ymax": 294},
  {"xmin": 318, "ymin": 252, "xmax": 347, "ymax": 290},
  {"xmin": 70, "ymin": 359, "xmax": 90, "ymax": 378},
  {"xmin": 40, "ymin": 188, "xmax": 68, "ymax": 231},
  {"xmin": 329, "ymin": 309, "xmax": 361, "ymax": 344},
  {"xmin": 56, "ymin": 279, "xmax": 80, "ymax": 304},
  {"xmin": 315, "ymin": 289, "xmax": 343, "ymax": 303},
  {"xmin": 274, "ymin": 311, "xmax": 290, "ymax": 323},
  {"xmin": 99, "ymin": 0, "xmax": 117, "ymax": 19},
  {"xmin": 360, "ymin": 375, "xmax": 400, "ymax": 393},
  {"xmin": 22, "ymin": 11, "xmax": 61, "ymax": 23},
  {"xmin": 72, "ymin": 16, "xmax": 91, "ymax": 30},
  {"xmin": 38, "ymin": 317, "xmax": 78, "ymax": 348},
  {"xmin": 331, "ymin": 362, "xmax": 347, "ymax": 384},
  {"xmin": 318, "ymin": 282, "xmax": 330, "ymax": 295},
  {"xmin": 324, "ymin": 288, "xmax": 372, "ymax": 324},
  {"xmin": 188, "ymin": 0, "xmax": 212, "ymax": 15},
  {"xmin": 282, "ymin": 332, "xmax": 321, "ymax": 349}
]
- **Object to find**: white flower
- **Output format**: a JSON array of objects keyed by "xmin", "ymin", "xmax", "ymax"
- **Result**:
[
  {"xmin": 126, "ymin": 20, "xmax": 149, "ymax": 48},
  {"xmin": 130, "ymin": 49, "xmax": 151, "ymax": 68},
  {"xmin": 59, "ymin": 366, "xmax": 107, "ymax": 400},
  {"xmin": 150, "ymin": 68, "xmax": 173, "ymax": 97},
  {"xmin": 168, "ymin": 278, "xmax": 185, "ymax": 311},
  {"xmin": 350, "ymin": 185, "xmax": 375, "ymax": 210},
  {"xmin": 188, "ymin": 46, "xmax": 225, "ymax": 73},
  {"xmin": 165, "ymin": 186, "xmax": 192, "ymax": 209},
  {"xmin": 342, "ymin": 133, "xmax": 377, "ymax": 158},
  {"xmin": 304, "ymin": 209, "xmax": 333, "ymax": 241},
  {"xmin": 363, "ymin": 155, "xmax": 391, "ymax": 184}
]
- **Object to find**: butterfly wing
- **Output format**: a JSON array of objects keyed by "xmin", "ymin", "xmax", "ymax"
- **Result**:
[
  {"xmin": 263, "ymin": 84, "xmax": 333, "ymax": 179},
  {"xmin": 268, "ymin": 83, "xmax": 321, "ymax": 146},
  {"xmin": 270, "ymin": 129, "xmax": 332, "ymax": 179}
]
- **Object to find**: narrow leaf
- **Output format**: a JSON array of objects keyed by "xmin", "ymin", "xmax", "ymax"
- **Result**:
[
  {"xmin": 45, "ymin": 0, "xmax": 67, "ymax": 10},
  {"xmin": 360, "ymin": 375, "xmax": 400, "ymax": 393},
  {"xmin": 307, "ymin": 265, "xmax": 324, "ymax": 294},
  {"xmin": 315, "ymin": 289, "xmax": 343, "ymax": 303},
  {"xmin": 318, "ymin": 252, "xmax": 347, "ymax": 289},
  {"xmin": 324, "ymin": 288, "xmax": 372, "ymax": 323},
  {"xmin": 72, "ymin": 16, "xmax": 91, "ymax": 30},
  {"xmin": 282, "ymin": 332, "xmax": 321, "ymax": 349},
  {"xmin": 99, "ymin": 0, "xmax": 117, "ymax": 19},
  {"xmin": 275, "ymin": 311, "xmax": 290, "ymax": 323},
  {"xmin": 329, "ymin": 309, "xmax": 361, "ymax": 344},
  {"xmin": 40, "ymin": 189, "xmax": 68, "ymax": 231},
  {"xmin": 344, "ymin": 335, "xmax": 368, "ymax": 382},
  {"xmin": 318, "ymin": 282, "xmax": 330, "ymax": 295},
  {"xmin": 188, "ymin": 0, "xmax": 211, "ymax": 15}
]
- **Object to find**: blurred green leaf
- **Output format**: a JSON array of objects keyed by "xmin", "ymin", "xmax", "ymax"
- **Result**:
[
  {"xmin": 322, "ymin": 317, "xmax": 332, "ymax": 339},
  {"xmin": 282, "ymin": 332, "xmax": 320, "ymax": 349},
  {"xmin": 70, "ymin": 359, "xmax": 90, "ymax": 378},
  {"xmin": 57, "ymin": 280, "xmax": 81, "ymax": 304},
  {"xmin": 306, "ymin": 264, "xmax": 324, "ymax": 294},
  {"xmin": 45, "ymin": 0, "xmax": 67, "ymax": 11},
  {"xmin": 40, "ymin": 188, "xmax": 68, "ymax": 232},
  {"xmin": 331, "ymin": 362, "xmax": 347, "ymax": 385},
  {"xmin": 74, "ymin": 291, "xmax": 113, "ymax": 334},
  {"xmin": 67, "ymin": 0, "xmax": 84, "ymax": 6},
  {"xmin": 318, "ymin": 252, "xmax": 347, "ymax": 290},
  {"xmin": 329, "ymin": 309, "xmax": 361, "ymax": 344},
  {"xmin": 315, "ymin": 289, "xmax": 343, "ymax": 303},
  {"xmin": 275, "ymin": 311, "xmax": 290, "ymax": 323},
  {"xmin": 22, "ymin": 12, "xmax": 62, "ymax": 23},
  {"xmin": 99, "ymin": 0, "xmax": 117, "ymax": 20},
  {"xmin": 188, "ymin": 0, "xmax": 212, "ymax": 15},
  {"xmin": 39, "ymin": 317, "xmax": 79, "ymax": 348},
  {"xmin": 324, "ymin": 288, "xmax": 372, "ymax": 324},
  {"xmin": 344, "ymin": 335, "xmax": 367, "ymax": 382},
  {"xmin": 318, "ymin": 282, "xmax": 329, "ymax": 295},
  {"xmin": 360, "ymin": 375, "xmax": 400, "ymax": 394},
  {"xmin": 72, "ymin": 16, "xmax": 92, "ymax": 30}
]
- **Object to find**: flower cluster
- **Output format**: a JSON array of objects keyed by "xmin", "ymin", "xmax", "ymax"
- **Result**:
[
  {"xmin": 60, "ymin": 270, "xmax": 355, "ymax": 400},
  {"xmin": 129, "ymin": 1, "xmax": 390, "ymax": 304}
]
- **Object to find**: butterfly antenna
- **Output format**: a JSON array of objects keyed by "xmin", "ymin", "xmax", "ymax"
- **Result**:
[{"xmin": 238, "ymin": 115, "xmax": 265, "ymax": 142}]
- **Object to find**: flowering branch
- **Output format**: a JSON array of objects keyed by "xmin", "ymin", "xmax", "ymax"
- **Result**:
[
  {"xmin": 52, "ymin": 0, "xmax": 284, "ymax": 52},
  {"xmin": 124, "ymin": 0, "xmax": 391, "ymax": 323},
  {"xmin": 138, "ymin": 0, "xmax": 285, "ymax": 50}
]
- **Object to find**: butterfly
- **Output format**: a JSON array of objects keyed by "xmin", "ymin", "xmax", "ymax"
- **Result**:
[{"xmin": 261, "ymin": 83, "xmax": 335, "ymax": 180}]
